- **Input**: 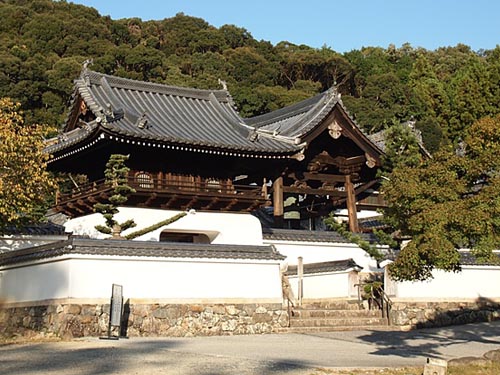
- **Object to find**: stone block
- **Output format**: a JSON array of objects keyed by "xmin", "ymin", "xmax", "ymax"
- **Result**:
[
  {"xmin": 423, "ymin": 358, "xmax": 447, "ymax": 375},
  {"xmin": 252, "ymin": 312, "xmax": 272, "ymax": 324},
  {"xmin": 221, "ymin": 319, "xmax": 237, "ymax": 331},
  {"xmin": 255, "ymin": 306, "xmax": 268, "ymax": 314},
  {"xmin": 189, "ymin": 304, "xmax": 204, "ymax": 313},
  {"xmin": 484, "ymin": 349, "xmax": 500, "ymax": 362},
  {"xmin": 225, "ymin": 305, "xmax": 238, "ymax": 316},
  {"xmin": 448, "ymin": 356, "xmax": 490, "ymax": 366},
  {"xmin": 67, "ymin": 304, "xmax": 82, "ymax": 315}
]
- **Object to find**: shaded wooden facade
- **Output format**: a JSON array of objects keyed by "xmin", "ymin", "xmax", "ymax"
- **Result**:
[{"xmin": 47, "ymin": 68, "xmax": 385, "ymax": 232}]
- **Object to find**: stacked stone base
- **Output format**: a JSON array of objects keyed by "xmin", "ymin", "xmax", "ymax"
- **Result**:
[
  {"xmin": 0, "ymin": 301, "xmax": 288, "ymax": 340},
  {"xmin": 390, "ymin": 300, "xmax": 500, "ymax": 329}
]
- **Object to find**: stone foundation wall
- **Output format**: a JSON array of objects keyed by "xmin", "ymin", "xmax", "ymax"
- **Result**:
[
  {"xmin": 390, "ymin": 300, "xmax": 500, "ymax": 329},
  {"xmin": 0, "ymin": 302, "xmax": 288, "ymax": 340}
]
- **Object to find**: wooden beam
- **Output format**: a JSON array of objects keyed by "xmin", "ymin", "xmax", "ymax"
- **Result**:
[
  {"xmin": 354, "ymin": 179, "xmax": 379, "ymax": 195},
  {"xmin": 223, "ymin": 198, "xmax": 239, "ymax": 211},
  {"xmin": 67, "ymin": 202, "xmax": 85, "ymax": 214},
  {"xmin": 345, "ymin": 175, "xmax": 359, "ymax": 233},
  {"xmin": 300, "ymin": 172, "xmax": 346, "ymax": 183},
  {"xmin": 76, "ymin": 198, "xmax": 93, "ymax": 211},
  {"xmin": 143, "ymin": 192, "xmax": 158, "ymax": 207},
  {"xmin": 183, "ymin": 196, "xmax": 199, "ymax": 210},
  {"xmin": 246, "ymin": 199, "xmax": 264, "ymax": 212},
  {"xmin": 202, "ymin": 197, "xmax": 219, "ymax": 210},
  {"xmin": 283, "ymin": 186, "xmax": 347, "ymax": 197}
]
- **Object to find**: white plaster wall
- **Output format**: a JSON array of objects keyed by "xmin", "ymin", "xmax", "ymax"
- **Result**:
[
  {"xmin": 267, "ymin": 240, "xmax": 380, "ymax": 273},
  {"xmin": 0, "ymin": 260, "xmax": 71, "ymax": 302},
  {"xmin": 64, "ymin": 208, "xmax": 263, "ymax": 245},
  {"xmin": 388, "ymin": 267, "xmax": 500, "ymax": 299},
  {"xmin": 288, "ymin": 272, "xmax": 353, "ymax": 299},
  {"xmin": 0, "ymin": 256, "xmax": 282, "ymax": 303}
]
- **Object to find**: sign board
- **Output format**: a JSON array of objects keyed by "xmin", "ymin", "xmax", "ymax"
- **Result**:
[{"xmin": 110, "ymin": 284, "xmax": 123, "ymax": 327}]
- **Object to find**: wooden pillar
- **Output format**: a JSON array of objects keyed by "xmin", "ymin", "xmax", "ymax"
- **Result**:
[
  {"xmin": 157, "ymin": 171, "xmax": 163, "ymax": 189},
  {"xmin": 261, "ymin": 178, "xmax": 268, "ymax": 198},
  {"xmin": 345, "ymin": 174, "xmax": 359, "ymax": 233},
  {"xmin": 273, "ymin": 176, "xmax": 284, "ymax": 228}
]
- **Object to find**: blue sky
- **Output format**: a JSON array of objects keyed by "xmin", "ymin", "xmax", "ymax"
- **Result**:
[{"xmin": 71, "ymin": 0, "xmax": 499, "ymax": 53}]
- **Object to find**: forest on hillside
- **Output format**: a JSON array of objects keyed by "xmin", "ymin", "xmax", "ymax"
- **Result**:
[{"xmin": 1, "ymin": 0, "xmax": 499, "ymax": 154}]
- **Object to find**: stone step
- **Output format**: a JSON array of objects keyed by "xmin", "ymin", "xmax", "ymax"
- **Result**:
[
  {"xmin": 290, "ymin": 316, "xmax": 389, "ymax": 328},
  {"xmin": 278, "ymin": 325, "xmax": 400, "ymax": 333},
  {"xmin": 291, "ymin": 309, "xmax": 382, "ymax": 319},
  {"xmin": 298, "ymin": 300, "xmax": 362, "ymax": 310}
]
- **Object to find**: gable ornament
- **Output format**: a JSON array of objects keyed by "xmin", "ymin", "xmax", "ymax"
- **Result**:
[
  {"xmin": 290, "ymin": 149, "xmax": 305, "ymax": 161},
  {"xmin": 328, "ymin": 121, "xmax": 342, "ymax": 139},
  {"xmin": 365, "ymin": 153, "xmax": 377, "ymax": 168}
]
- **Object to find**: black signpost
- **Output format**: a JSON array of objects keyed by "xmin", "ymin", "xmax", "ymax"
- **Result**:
[{"xmin": 100, "ymin": 284, "xmax": 124, "ymax": 340}]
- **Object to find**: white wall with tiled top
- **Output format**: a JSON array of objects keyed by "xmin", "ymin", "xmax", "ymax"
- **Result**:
[
  {"xmin": 0, "ymin": 255, "xmax": 283, "ymax": 304},
  {"xmin": 386, "ymin": 266, "xmax": 500, "ymax": 299}
]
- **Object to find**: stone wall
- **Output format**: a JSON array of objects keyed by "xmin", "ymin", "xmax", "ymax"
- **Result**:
[
  {"xmin": 0, "ymin": 302, "xmax": 289, "ymax": 340},
  {"xmin": 390, "ymin": 300, "xmax": 500, "ymax": 329}
]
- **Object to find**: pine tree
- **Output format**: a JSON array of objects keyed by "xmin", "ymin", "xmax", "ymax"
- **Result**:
[{"xmin": 94, "ymin": 154, "xmax": 136, "ymax": 238}]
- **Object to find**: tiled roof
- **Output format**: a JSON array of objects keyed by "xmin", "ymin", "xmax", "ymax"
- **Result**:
[
  {"xmin": 262, "ymin": 228, "xmax": 378, "ymax": 244},
  {"xmin": 2, "ymin": 222, "xmax": 67, "ymax": 236},
  {"xmin": 460, "ymin": 251, "xmax": 500, "ymax": 266},
  {"xmin": 47, "ymin": 69, "xmax": 306, "ymax": 155},
  {"xmin": 0, "ymin": 237, "xmax": 285, "ymax": 266},
  {"xmin": 244, "ymin": 91, "xmax": 338, "ymax": 138},
  {"xmin": 46, "ymin": 69, "xmax": 383, "ymax": 158},
  {"xmin": 382, "ymin": 250, "xmax": 500, "ymax": 266},
  {"xmin": 285, "ymin": 259, "xmax": 362, "ymax": 276}
]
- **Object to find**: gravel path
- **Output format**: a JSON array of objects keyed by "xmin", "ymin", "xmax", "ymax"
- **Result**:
[{"xmin": 1, "ymin": 321, "xmax": 500, "ymax": 375}]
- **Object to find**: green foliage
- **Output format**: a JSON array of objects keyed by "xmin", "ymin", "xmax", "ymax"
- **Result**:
[
  {"xmin": 323, "ymin": 217, "xmax": 383, "ymax": 261},
  {"xmin": 125, "ymin": 212, "xmax": 187, "ymax": 240},
  {"xmin": 93, "ymin": 154, "xmax": 136, "ymax": 238},
  {"xmin": 383, "ymin": 114, "xmax": 500, "ymax": 281},
  {"xmin": 0, "ymin": 0, "xmax": 499, "ymax": 140},
  {"xmin": 381, "ymin": 121, "xmax": 423, "ymax": 172}
]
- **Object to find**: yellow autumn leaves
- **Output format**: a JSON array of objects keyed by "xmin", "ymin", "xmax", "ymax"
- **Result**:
[{"xmin": 0, "ymin": 98, "xmax": 56, "ymax": 229}]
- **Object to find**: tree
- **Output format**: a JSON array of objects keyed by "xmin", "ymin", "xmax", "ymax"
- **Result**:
[
  {"xmin": 0, "ymin": 98, "xmax": 56, "ymax": 231},
  {"xmin": 382, "ymin": 114, "xmax": 500, "ymax": 281},
  {"xmin": 94, "ymin": 154, "xmax": 136, "ymax": 238}
]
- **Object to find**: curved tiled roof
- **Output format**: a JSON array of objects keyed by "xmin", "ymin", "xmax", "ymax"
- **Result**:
[
  {"xmin": 285, "ymin": 259, "xmax": 362, "ymax": 276},
  {"xmin": 262, "ymin": 228, "xmax": 378, "ymax": 244},
  {"xmin": 48, "ymin": 69, "xmax": 303, "ymax": 155},
  {"xmin": 46, "ymin": 69, "xmax": 383, "ymax": 158},
  {"xmin": 1, "ymin": 223, "xmax": 67, "ymax": 236},
  {"xmin": 245, "ymin": 90, "xmax": 340, "ymax": 138},
  {"xmin": 0, "ymin": 237, "xmax": 285, "ymax": 266}
]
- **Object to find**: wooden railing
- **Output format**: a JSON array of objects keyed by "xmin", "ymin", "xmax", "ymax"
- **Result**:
[
  {"xmin": 356, "ymin": 282, "xmax": 393, "ymax": 325},
  {"xmin": 57, "ymin": 175, "xmax": 265, "ymax": 203}
]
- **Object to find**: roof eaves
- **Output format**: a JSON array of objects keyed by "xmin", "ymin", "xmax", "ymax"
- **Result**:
[
  {"xmin": 0, "ymin": 238, "xmax": 286, "ymax": 266},
  {"xmin": 44, "ymin": 121, "xmax": 100, "ymax": 155}
]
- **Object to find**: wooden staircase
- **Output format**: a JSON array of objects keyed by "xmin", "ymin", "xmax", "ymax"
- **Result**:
[{"xmin": 284, "ymin": 300, "xmax": 393, "ymax": 332}]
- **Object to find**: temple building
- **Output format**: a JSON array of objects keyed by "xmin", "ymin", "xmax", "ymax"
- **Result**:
[
  {"xmin": 46, "ymin": 67, "xmax": 385, "ymax": 232},
  {"xmin": 3, "ymin": 67, "xmax": 499, "ymax": 340},
  {"xmin": 0, "ymin": 67, "xmax": 391, "ymax": 338}
]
